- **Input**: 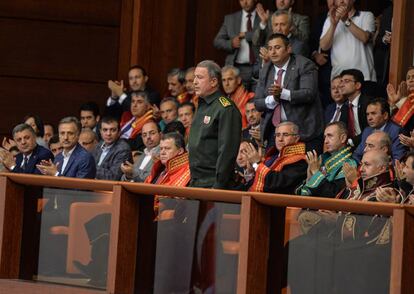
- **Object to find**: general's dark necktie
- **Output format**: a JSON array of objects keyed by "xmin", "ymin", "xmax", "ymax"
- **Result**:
[
  {"xmin": 247, "ymin": 13, "xmax": 255, "ymax": 64},
  {"xmin": 272, "ymin": 69, "xmax": 285, "ymax": 127}
]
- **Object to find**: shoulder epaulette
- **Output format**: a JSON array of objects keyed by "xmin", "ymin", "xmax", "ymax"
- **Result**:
[{"xmin": 219, "ymin": 96, "xmax": 231, "ymax": 107}]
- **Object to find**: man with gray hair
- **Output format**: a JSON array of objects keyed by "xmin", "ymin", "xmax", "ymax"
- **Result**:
[
  {"xmin": 255, "ymin": 0, "xmax": 310, "ymax": 43},
  {"xmin": 37, "ymin": 116, "xmax": 96, "ymax": 178},
  {"xmin": 78, "ymin": 128, "xmax": 99, "ymax": 153},
  {"xmin": 0, "ymin": 123, "xmax": 54, "ymax": 174},
  {"xmin": 243, "ymin": 121, "xmax": 307, "ymax": 193},
  {"xmin": 119, "ymin": 90, "xmax": 155, "ymax": 151},
  {"xmin": 221, "ymin": 65, "xmax": 255, "ymax": 129},
  {"xmin": 361, "ymin": 130, "xmax": 391, "ymax": 156},
  {"xmin": 253, "ymin": 10, "xmax": 309, "ymax": 58},
  {"xmin": 188, "ymin": 60, "xmax": 242, "ymax": 189}
]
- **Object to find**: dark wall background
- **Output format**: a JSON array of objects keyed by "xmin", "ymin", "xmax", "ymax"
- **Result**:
[
  {"xmin": 0, "ymin": 0, "xmax": 129, "ymax": 135},
  {"xmin": 0, "ymin": 0, "xmax": 406, "ymax": 136}
]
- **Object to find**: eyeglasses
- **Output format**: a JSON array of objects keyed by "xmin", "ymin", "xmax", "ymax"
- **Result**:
[
  {"xmin": 341, "ymin": 79, "xmax": 356, "ymax": 84},
  {"xmin": 275, "ymin": 132, "xmax": 297, "ymax": 138}
]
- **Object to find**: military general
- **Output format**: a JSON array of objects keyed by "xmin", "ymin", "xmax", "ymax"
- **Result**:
[{"xmin": 188, "ymin": 60, "xmax": 242, "ymax": 189}]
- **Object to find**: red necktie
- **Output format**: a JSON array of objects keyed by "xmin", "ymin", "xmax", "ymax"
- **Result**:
[
  {"xmin": 272, "ymin": 69, "xmax": 285, "ymax": 127},
  {"xmin": 247, "ymin": 13, "xmax": 255, "ymax": 64},
  {"xmin": 348, "ymin": 102, "xmax": 355, "ymax": 138}
]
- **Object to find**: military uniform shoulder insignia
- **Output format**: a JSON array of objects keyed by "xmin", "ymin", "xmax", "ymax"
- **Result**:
[{"xmin": 219, "ymin": 97, "xmax": 231, "ymax": 107}]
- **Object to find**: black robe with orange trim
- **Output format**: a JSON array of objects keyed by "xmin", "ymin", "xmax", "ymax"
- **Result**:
[{"xmin": 249, "ymin": 143, "xmax": 307, "ymax": 194}]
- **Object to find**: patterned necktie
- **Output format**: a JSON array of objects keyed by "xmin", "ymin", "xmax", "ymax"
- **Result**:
[
  {"xmin": 332, "ymin": 106, "xmax": 341, "ymax": 122},
  {"xmin": 247, "ymin": 13, "xmax": 255, "ymax": 64},
  {"xmin": 272, "ymin": 69, "xmax": 285, "ymax": 127},
  {"xmin": 23, "ymin": 155, "xmax": 29, "ymax": 170},
  {"xmin": 348, "ymin": 102, "xmax": 356, "ymax": 138}
]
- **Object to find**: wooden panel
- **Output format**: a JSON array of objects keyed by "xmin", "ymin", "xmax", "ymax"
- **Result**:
[
  {"xmin": 0, "ymin": 1, "xmax": 120, "ymax": 26},
  {"xmin": 1, "ymin": 173, "xmax": 115, "ymax": 192},
  {"xmin": 117, "ymin": 0, "xmax": 136, "ymax": 78},
  {"xmin": 0, "ymin": 279, "xmax": 104, "ymax": 294},
  {"xmin": 389, "ymin": 0, "xmax": 407, "ymax": 87},
  {"xmin": 0, "ymin": 18, "xmax": 118, "ymax": 82},
  {"xmin": 237, "ymin": 196, "xmax": 270, "ymax": 294},
  {"xmin": 0, "ymin": 177, "xmax": 25, "ymax": 278},
  {"xmin": 107, "ymin": 185, "xmax": 140, "ymax": 294},
  {"xmin": 0, "ymin": 77, "xmax": 108, "ymax": 135},
  {"xmin": 390, "ymin": 209, "xmax": 414, "ymax": 294},
  {"xmin": 402, "ymin": 0, "xmax": 414, "ymax": 70},
  {"xmin": 144, "ymin": 0, "xmax": 190, "ymax": 94},
  {"xmin": 193, "ymin": 0, "xmax": 241, "ymax": 66}
]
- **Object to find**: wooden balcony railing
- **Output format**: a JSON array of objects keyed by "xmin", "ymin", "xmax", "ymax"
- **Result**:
[{"xmin": 0, "ymin": 172, "xmax": 413, "ymax": 294}]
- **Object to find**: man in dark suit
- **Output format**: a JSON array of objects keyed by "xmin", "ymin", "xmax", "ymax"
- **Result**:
[
  {"xmin": 105, "ymin": 65, "xmax": 160, "ymax": 120},
  {"xmin": 374, "ymin": 3, "xmax": 393, "ymax": 97},
  {"xmin": 37, "ymin": 116, "xmax": 96, "ymax": 178},
  {"xmin": 255, "ymin": 0, "xmax": 310, "ymax": 43},
  {"xmin": 253, "ymin": 10, "xmax": 309, "ymax": 58},
  {"xmin": 0, "ymin": 123, "xmax": 54, "ymax": 174},
  {"xmin": 242, "ymin": 100, "xmax": 262, "ymax": 147},
  {"xmin": 214, "ymin": 0, "xmax": 260, "ymax": 90},
  {"xmin": 121, "ymin": 121, "xmax": 161, "ymax": 182},
  {"xmin": 254, "ymin": 33, "xmax": 323, "ymax": 152},
  {"xmin": 93, "ymin": 116, "xmax": 132, "ymax": 181},
  {"xmin": 35, "ymin": 117, "xmax": 96, "ymax": 276},
  {"xmin": 353, "ymin": 98, "xmax": 407, "ymax": 163},
  {"xmin": 339, "ymin": 69, "xmax": 371, "ymax": 148},
  {"xmin": 324, "ymin": 75, "xmax": 348, "ymax": 125}
]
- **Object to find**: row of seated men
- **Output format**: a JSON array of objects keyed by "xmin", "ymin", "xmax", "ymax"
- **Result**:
[
  {"xmin": 214, "ymin": 0, "xmax": 394, "ymax": 104},
  {"xmin": 2, "ymin": 67, "xmax": 413, "ymax": 188},
  {"xmin": 0, "ymin": 50, "xmax": 413, "ymax": 291}
]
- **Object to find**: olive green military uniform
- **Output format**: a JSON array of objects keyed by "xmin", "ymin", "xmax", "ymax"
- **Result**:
[{"xmin": 188, "ymin": 90, "xmax": 242, "ymax": 189}]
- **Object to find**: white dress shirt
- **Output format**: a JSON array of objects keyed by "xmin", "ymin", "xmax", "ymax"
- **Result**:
[
  {"xmin": 264, "ymin": 59, "xmax": 292, "ymax": 121},
  {"xmin": 235, "ymin": 10, "xmax": 256, "ymax": 64}
]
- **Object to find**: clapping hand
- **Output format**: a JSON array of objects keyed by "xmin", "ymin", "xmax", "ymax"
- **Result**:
[
  {"xmin": 376, "ymin": 187, "xmax": 399, "ymax": 203},
  {"xmin": 121, "ymin": 161, "xmax": 134, "ymax": 179},
  {"xmin": 343, "ymin": 162, "xmax": 358, "ymax": 187},
  {"xmin": 108, "ymin": 80, "xmax": 124, "ymax": 98},
  {"xmin": 2, "ymin": 137, "xmax": 16, "ymax": 151},
  {"xmin": 399, "ymin": 133, "xmax": 414, "ymax": 148},
  {"xmin": 306, "ymin": 150, "xmax": 321, "ymax": 179},
  {"xmin": 36, "ymin": 159, "xmax": 59, "ymax": 176},
  {"xmin": 256, "ymin": 3, "xmax": 270, "ymax": 26},
  {"xmin": 243, "ymin": 143, "xmax": 262, "ymax": 165},
  {"xmin": 394, "ymin": 159, "xmax": 406, "ymax": 181}
]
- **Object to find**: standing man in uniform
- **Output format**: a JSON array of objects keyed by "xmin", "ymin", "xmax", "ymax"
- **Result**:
[{"xmin": 188, "ymin": 60, "xmax": 242, "ymax": 189}]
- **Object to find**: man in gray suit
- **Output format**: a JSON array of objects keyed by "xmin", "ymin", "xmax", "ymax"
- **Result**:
[
  {"xmin": 214, "ymin": 0, "xmax": 260, "ymax": 90},
  {"xmin": 255, "ymin": 33, "xmax": 323, "ymax": 152},
  {"xmin": 93, "ymin": 116, "xmax": 132, "ymax": 180},
  {"xmin": 255, "ymin": 0, "xmax": 310, "ymax": 43},
  {"xmin": 120, "ymin": 120, "xmax": 161, "ymax": 182},
  {"xmin": 253, "ymin": 10, "xmax": 309, "ymax": 59}
]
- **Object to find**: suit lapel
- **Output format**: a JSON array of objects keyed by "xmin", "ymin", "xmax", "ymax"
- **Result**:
[
  {"xmin": 101, "ymin": 142, "xmax": 117, "ymax": 165},
  {"xmin": 234, "ymin": 11, "xmax": 242, "ymax": 36},
  {"xmin": 94, "ymin": 142, "xmax": 104, "ymax": 164},
  {"xmin": 266, "ymin": 64, "xmax": 275, "ymax": 89},
  {"xmin": 283, "ymin": 56, "xmax": 295, "ymax": 88},
  {"xmin": 253, "ymin": 12, "xmax": 260, "ymax": 29},
  {"xmin": 62, "ymin": 146, "xmax": 78, "ymax": 175},
  {"xmin": 27, "ymin": 153, "xmax": 38, "ymax": 173}
]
